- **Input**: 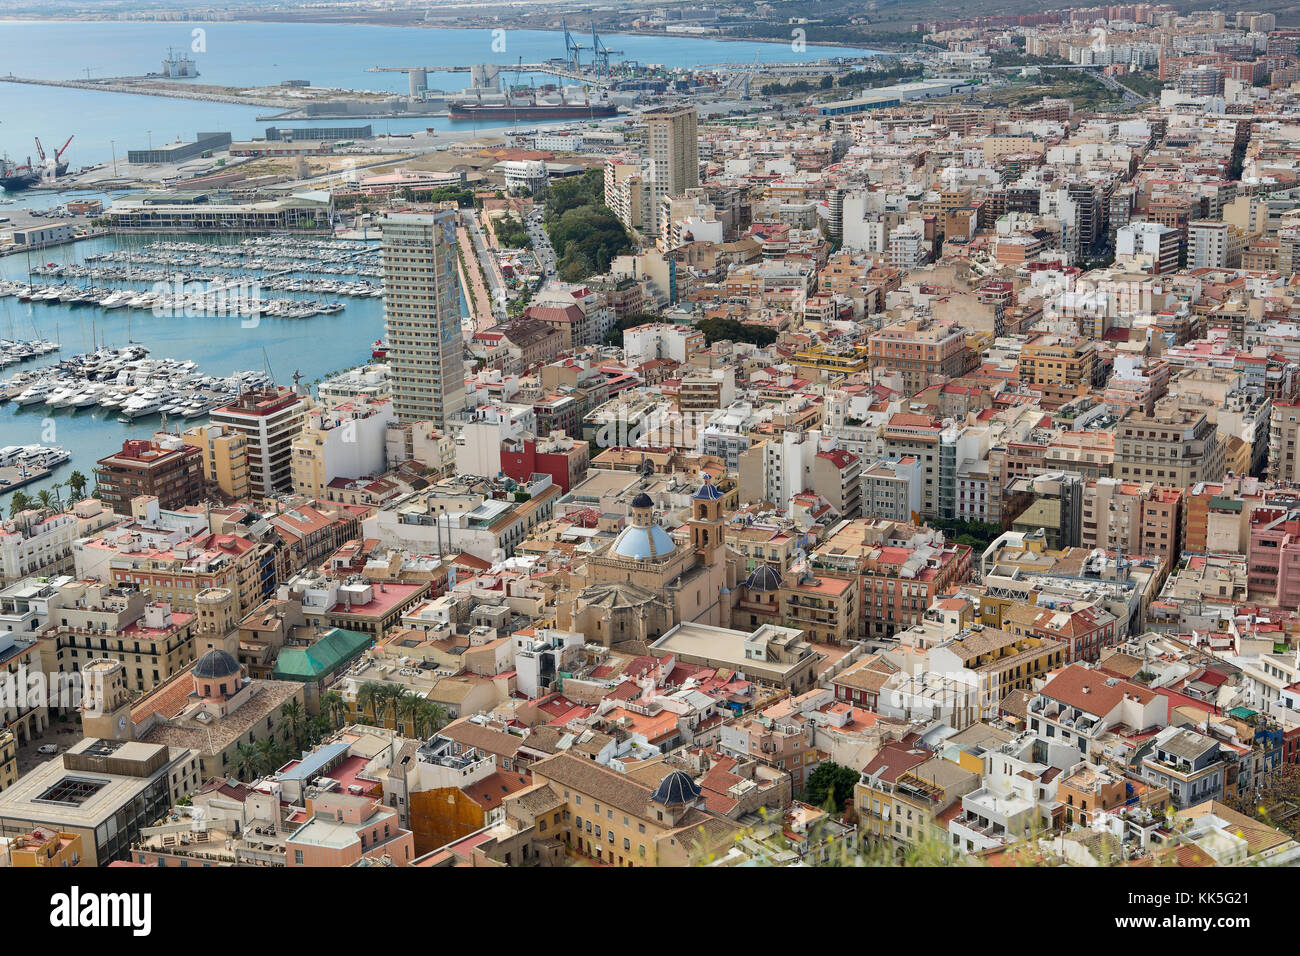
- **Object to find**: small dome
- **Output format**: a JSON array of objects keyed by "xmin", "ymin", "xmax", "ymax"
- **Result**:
[
  {"xmin": 193, "ymin": 649, "xmax": 240, "ymax": 680},
  {"xmin": 744, "ymin": 564, "xmax": 784, "ymax": 591},
  {"xmin": 651, "ymin": 769, "xmax": 702, "ymax": 806},
  {"xmin": 692, "ymin": 477, "xmax": 723, "ymax": 500},
  {"xmin": 631, "ymin": 492, "xmax": 654, "ymax": 510},
  {"xmin": 612, "ymin": 523, "xmax": 676, "ymax": 561}
]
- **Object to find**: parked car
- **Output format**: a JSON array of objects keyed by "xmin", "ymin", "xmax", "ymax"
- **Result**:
[{"xmin": 37, "ymin": 743, "xmax": 59, "ymax": 755}]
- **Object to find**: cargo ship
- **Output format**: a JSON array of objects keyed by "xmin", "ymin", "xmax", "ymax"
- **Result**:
[
  {"xmin": 448, "ymin": 89, "xmax": 618, "ymax": 120},
  {"xmin": 0, "ymin": 157, "xmax": 38, "ymax": 193},
  {"xmin": 1, "ymin": 137, "xmax": 72, "ymax": 193}
]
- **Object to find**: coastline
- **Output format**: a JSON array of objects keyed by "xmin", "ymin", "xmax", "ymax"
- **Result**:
[{"xmin": 0, "ymin": 17, "xmax": 894, "ymax": 55}]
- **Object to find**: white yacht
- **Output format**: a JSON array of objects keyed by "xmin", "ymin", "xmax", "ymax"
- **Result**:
[
  {"xmin": 37, "ymin": 446, "xmax": 70, "ymax": 467},
  {"xmin": 14, "ymin": 382, "xmax": 57, "ymax": 406},
  {"xmin": 45, "ymin": 385, "xmax": 81, "ymax": 408},
  {"xmin": 120, "ymin": 393, "xmax": 163, "ymax": 419},
  {"xmin": 71, "ymin": 384, "xmax": 106, "ymax": 408}
]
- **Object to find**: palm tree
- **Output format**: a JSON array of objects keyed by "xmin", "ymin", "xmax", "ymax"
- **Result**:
[
  {"xmin": 356, "ymin": 681, "xmax": 383, "ymax": 727},
  {"xmin": 234, "ymin": 742, "xmax": 260, "ymax": 781},
  {"xmin": 35, "ymin": 489, "xmax": 54, "ymax": 512},
  {"xmin": 67, "ymin": 470, "xmax": 88, "ymax": 500},
  {"xmin": 321, "ymin": 691, "xmax": 346, "ymax": 730},
  {"xmin": 255, "ymin": 738, "xmax": 282, "ymax": 776},
  {"xmin": 384, "ymin": 685, "xmax": 407, "ymax": 731},
  {"xmin": 49, "ymin": 482, "xmax": 64, "ymax": 508},
  {"xmin": 398, "ymin": 691, "xmax": 421, "ymax": 737},
  {"xmin": 8, "ymin": 491, "xmax": 32, "ymax": 518},
  {"xmin": 420, "ymin": 700, "xmax": 448, "ymax": 736},
  {"xmin": 305, "ymin": 714, "xmax": 332, "ymax": 747},
  {"xmin": 281, "ymin": 699, "xmax": 304, "ymax": 749}
]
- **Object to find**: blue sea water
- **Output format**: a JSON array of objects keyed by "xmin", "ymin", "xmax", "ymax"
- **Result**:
[{"xmin": 0, "ymin": 20, "xmax": 880, "ymax": 167}]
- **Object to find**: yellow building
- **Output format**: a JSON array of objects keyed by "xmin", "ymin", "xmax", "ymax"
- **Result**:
[
  {"xmin": 183, "ymin": 423, "xmax": 251, "ymax": 502},
  {"xmin": 291, "ymin": 425, "xmax": 331, "ymax": 500},
  {"xmin": 856, "ymin": 746, "xmax": 978, "ymax": 852},
  {"xmin": 792, "ymin": 343, "xmax": 871, "ymax": 384},
  {"xmin": 8, "ymin": 826, "xmax": 85, "ymax": 867},
  {"xmin": 482, "ymin": 753, "xmax": 736, "ymax": 867},
  {"xmin": 1019, "ymin": 334, "xmax": 1098, "ymax": 389}
]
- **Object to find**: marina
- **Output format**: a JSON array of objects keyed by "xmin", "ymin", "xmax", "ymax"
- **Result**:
[
  {"xmin": 0, "ymin": 233, "xmax": 394, "ymax": 499},
  {"xmin": 0, "ymin": 345, "xmax": 277, "ymax": 422}
]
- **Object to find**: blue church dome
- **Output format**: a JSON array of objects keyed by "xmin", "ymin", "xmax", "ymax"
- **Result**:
[
  {"xmin": 692, "ymin": 477, "xmax": 723, "ymax": 501},
  {"xmin": 612, "ymin": 523, "xmax": 677, "ymax": 560},
  {"xmin": 651, "ymin": 769, "xmax": 702, "ymax": 806}
]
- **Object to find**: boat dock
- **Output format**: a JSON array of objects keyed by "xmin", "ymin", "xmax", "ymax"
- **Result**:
[{"xmin": 0, "ymin": 463, "xmax": 52, "ymax": 495}]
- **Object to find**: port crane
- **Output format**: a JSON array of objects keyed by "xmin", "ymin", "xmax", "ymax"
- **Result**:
[
  {"xmin": 590, "ymin": 23, "xmax": 622, "ymax": 74},
  {"xmin": 562, "ymin": 18, "xmax": 585, "ymax": 71}
]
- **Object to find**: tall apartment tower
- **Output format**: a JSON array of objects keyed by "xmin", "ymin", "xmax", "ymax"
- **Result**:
[
  {"xmin": 644, "ymin": 105, "xmax": 699, "ymax": 209},
  {"xmin": 381, "ymin": 210, "xmax": 466, "ymax": 428}
]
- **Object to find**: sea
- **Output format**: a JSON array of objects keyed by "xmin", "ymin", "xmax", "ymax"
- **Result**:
[
  {"xmin": 0, "ymin": 20, "xmax": 882, "ymax": 167},
  {"xmin": 0, "ymin": 20, "xmax": 877, "ymax": 498}
]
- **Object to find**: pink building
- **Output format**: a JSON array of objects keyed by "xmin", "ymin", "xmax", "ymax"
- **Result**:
[
  {"xmin": 286, "ymin": 791, "xmax": 414, "ymax": 867},
  {"xmin": 1248, "ymin": 507, "xmax": 1300, "ymax": 609}
]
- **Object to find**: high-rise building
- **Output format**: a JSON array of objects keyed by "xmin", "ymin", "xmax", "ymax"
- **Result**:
[
  {"xmin": 642, "ymin": 106, "xmax": 699, "ymax": 213},
  {"xmin": 182, "ymin": 423, "xmax": 251, "ymax": 502},
  {"xmin": 381, "ymin": 210, "xmax": 466, "ymax": 428},
  {"xmin": 209, "ymin": 388, "xmax": 311, "ymax": 498}
]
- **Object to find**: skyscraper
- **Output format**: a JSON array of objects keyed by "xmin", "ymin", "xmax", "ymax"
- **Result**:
[
  {"xmin": 643, "ymin": 105, "xmax": 699, "ymax": 209},
  {"xmin": 381, "ymin": 210, "xmax": 466, "ymax": 428}
]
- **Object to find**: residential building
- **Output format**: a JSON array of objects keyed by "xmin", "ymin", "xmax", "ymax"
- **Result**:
[
  {"xmin": 209, "ymin": 388, "xmax": 312, "ymax": 497},
  {"xmin": 94, "ymin": 437, "xmax": 205, "ymax": 516},
  {"xmin": 381, "ymin": 210, "xmax": 466, "ymax": 428}
]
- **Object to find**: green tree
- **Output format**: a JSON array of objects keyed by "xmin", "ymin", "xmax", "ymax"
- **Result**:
[
  {"xmin": 420, "ymin": 700, "xmax": 447, "ymax": 737},
  {"xmin": 35, "ymin": 489, "xmax": 55, "ymax": 511},
  {"xmin": 695, "ymin": 317, "xmax": 778, "ymax": 348},
  {"xmin": 234, "ymin": 742, "xmax": 261, "ymax": 780},
  {"xmin": 255, "ymin": 738, "xmax": 283, "ymax": 776},
  {"xmin": 321, "ymin": 691, "xmax": 347, "ymax": 730},
  {"xmin": 805, "ymin": 762, "xmax": 860, "ymax": 815},
  {"xmin": 281, "ymin": 699, "xmax": 304, "ymax": 750},
  {"xmin": 67, "ymin": 469, "xmax": 87, "ymax": 499},
  {"xmin": 357, "ymin": 681, "xmax": 384, "ymax": 726},
  {"xmin": 8, "ymin": 491, "xmax": 32, "ymax": 518},
  {"xmin": 388, "ymin": 687, "xmax": 412, "ymax": 732}
]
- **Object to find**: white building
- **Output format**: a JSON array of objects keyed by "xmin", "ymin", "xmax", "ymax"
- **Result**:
[
  {"xmin": 290, "ymin": 398, "xmax": 397, "ymax": 498},
  {"xmin": 454, "ymin": 403, "xmax": 537, "ymax": 478},
  {"xmin": 208, "ymin": 388, "xmax": 311, "ymax": 497},
  {"xmin": 622, "ymin": 323, "xmax": 702, "ymax": 366},
  {"xmin": 0, "ymin": 511, "xmax": 78, "ymax": 583},
  {"xmin": 499, "ymin": 160, "xmax": 549, "ymax": 195}
]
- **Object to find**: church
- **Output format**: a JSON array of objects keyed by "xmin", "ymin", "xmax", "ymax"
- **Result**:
[{"xmin": 556, "ymin": 474, "xmax": 734, "ymax": 648}]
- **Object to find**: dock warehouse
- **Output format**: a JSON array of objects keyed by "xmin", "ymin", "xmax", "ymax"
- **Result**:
[
  {"xmin": 816, "ymin": 80, "xmax": 973, "ymax": 116},
  {"xmin": 127, "ymin": 131, "xmax": 233, "ymax": 165}
]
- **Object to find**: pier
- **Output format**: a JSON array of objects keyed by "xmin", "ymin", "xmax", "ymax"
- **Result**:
[{"xmin": 0, "ymin": 463, "xmax": 52, "ymax": 495}]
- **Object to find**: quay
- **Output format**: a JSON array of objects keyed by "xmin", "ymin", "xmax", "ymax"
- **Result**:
[{"xmin": 0, "ymin": 464, "xmax": 52, "ymax": 495}]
